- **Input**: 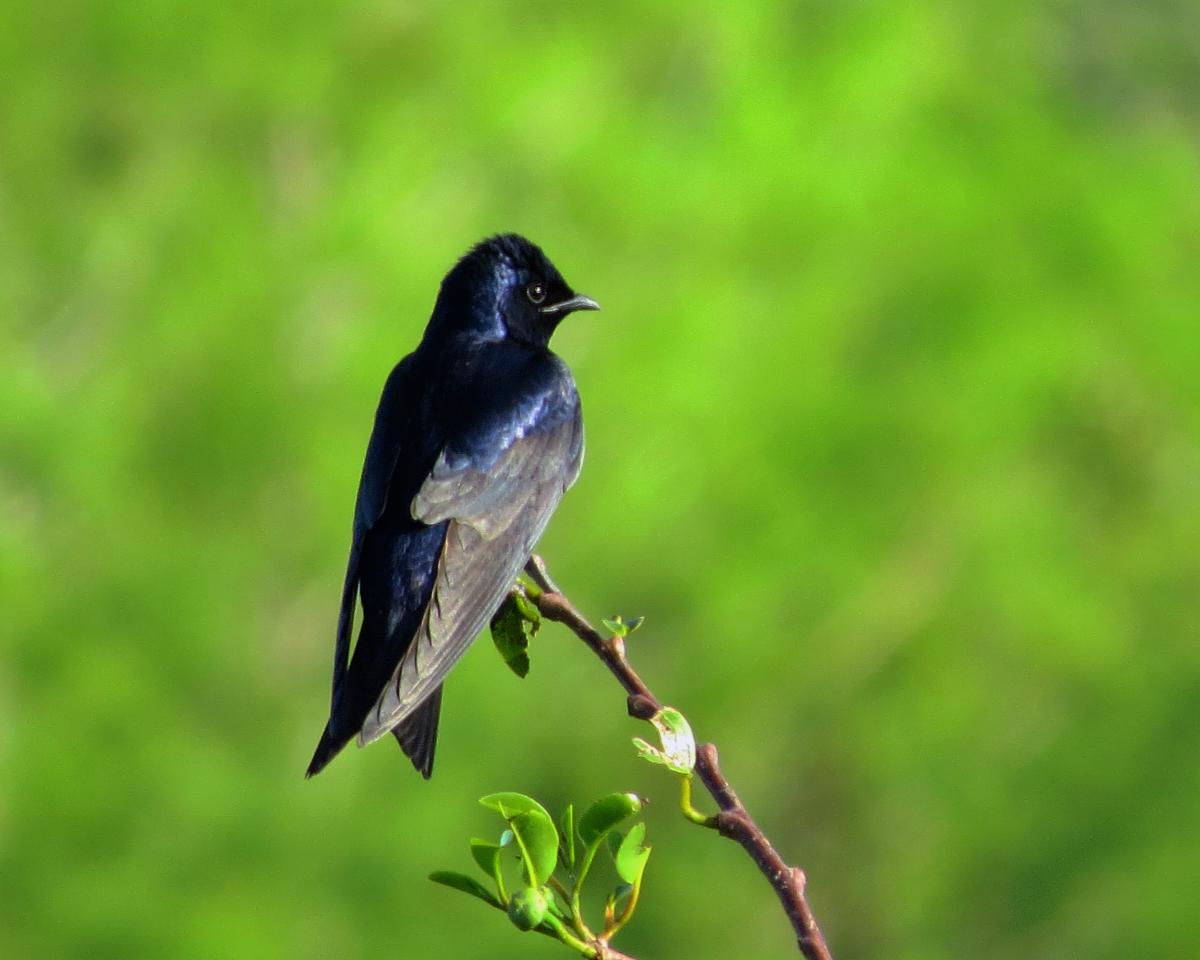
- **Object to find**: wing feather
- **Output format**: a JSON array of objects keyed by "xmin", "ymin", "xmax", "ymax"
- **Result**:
[
  {"xmin": 358, "ymin": 405, "xmax": 582, "ymax": 745},
  {"xmin": 330, "ymin": 359, "xmax": 412, "ymax": 717}
]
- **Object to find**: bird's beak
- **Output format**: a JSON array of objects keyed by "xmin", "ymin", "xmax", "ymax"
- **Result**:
[{"xmin": 541, "ymin": 294, "xmax": 601, "ymax": 315}]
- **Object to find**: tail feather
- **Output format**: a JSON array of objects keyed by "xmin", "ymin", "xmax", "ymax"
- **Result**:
[
  {"xmin": 306, "ymin": 688, "xmax": 444, "ymax": 780},
  {"xmin": 306, "ymin": 725, "xmax": 350, "ymax": 778},
  {"xmin": 391, "ymin": 687, "xmax": 443, "ymax": 779}
]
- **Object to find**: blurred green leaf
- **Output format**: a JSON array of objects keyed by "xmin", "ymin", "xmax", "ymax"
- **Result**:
[
  {"xmin": 429, "ymin": 871, "xmax": 501, "ymax": 909},
  {"xmin": 510, "ymin": 811, "xmax": 558, "ymax": 887},
  {"xmin": 578, "ymin": 793, "xmax": 642, "ymax": 847},
  {"xmin": 470, "ymin": 839, "xmax": 501, "ymax": 880},
  {"xmin": 610, "ymin": 883, "xmax": 633, "ymax": 914},
  {"xmin": 614, "ymin": 823, "xmax": 650, "ymax": 886},
  {"xmin": 480, "ymin": 794, "xmax": 558, "ymax": 887},
  {"xmin": 489, "ymin": 595, "xmax": 536, "ymax": 678},
  {"xmin": 480, "ymin": 793, "xmax": 552, "ymax": 821},
  {"xmin": 606, "ymin": 828, "xmax": 623, "ymax": 861}
]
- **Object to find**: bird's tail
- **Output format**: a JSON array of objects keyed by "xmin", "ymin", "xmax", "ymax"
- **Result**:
[
  {"xmin": 305, "ymin": 724, "xmax": 350, "ymax": 778},
  {"xmin": 306, "ymin": 688, "xmax": 444, "ymax": 779},
  {"xmin": 390, "ymin": 685, "xmax": 443, "ymax": 780}
]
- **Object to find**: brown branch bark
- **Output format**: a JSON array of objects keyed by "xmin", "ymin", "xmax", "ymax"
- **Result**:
[{"xmin": 525, "ymin": 556, "xmax": 835, "ymax": 960}]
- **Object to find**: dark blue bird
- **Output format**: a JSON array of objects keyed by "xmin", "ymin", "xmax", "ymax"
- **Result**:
[{"xmin": 306, "ymin": 234, "xmax": 598, "ymax": 779}]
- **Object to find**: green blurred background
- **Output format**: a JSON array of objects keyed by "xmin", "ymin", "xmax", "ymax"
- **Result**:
[{"xmin": 2, "ymin": 1, "xmax": 1198, "ymax": 958}]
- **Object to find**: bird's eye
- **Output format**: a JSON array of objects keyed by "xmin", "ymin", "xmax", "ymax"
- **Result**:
[{"xmin": 525, "ymin": 281, "xmax": 546, "ymax": 305}]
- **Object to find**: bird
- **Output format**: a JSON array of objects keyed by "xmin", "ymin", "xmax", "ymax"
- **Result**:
[{"xmin": 306, "ymin": 234, "xmax": 598, "ymax": 779}]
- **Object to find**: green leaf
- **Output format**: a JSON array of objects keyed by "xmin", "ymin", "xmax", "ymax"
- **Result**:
[
  {"xmin": 614, "ymin": 822, "xmax": 651, "ymax": 885},
  {"xmin": 470, "ymin": 838, "xmax": 501, "ymax": 878},
  {"xmin": 480, "ymin": 793, "xmax": 553, "ymax": 821},
  {"xmin": 515, "ymin": 570, "xmax": 543, "ymax": 600},
  {"xmin": 600, "ymin": 614, "xmax": 644, "ymax": 637},
  {"xmin": 489, "ymin": 594, "xmax": 537, "ymax": 678},
  {"xmin": 634, "ymin": 707, "xmax": 696, "ymax": 773},
  {"xmin": 512, "ymin": 588, "xmax": 541, "ymax": 623},
  {"xmin": 511, "ymin": 810, "xmax": 559, "ymax": 887},
  {"xmin": 632, "ymin": 736, "xmax": 667, "ymax": 766},
  {"xmin": 601, "ymin": 617, "xmax": 628, "ymax": 637},
  {"xmin": 606, "ymin": 829, "xmax": 623, "ymax": 861},
  {"xmin": 578, "ymin": 793, "xmax": 642, "ymax": 847},
  {"xmin": 429, "ymin": 871, "xmax": 501, "ymax": 908},
  {"xmin": 480, "ymin": 794, "xmax": 559, "ymax": 887},
  {"xmin": 559, "ymin": 803, "xmax": 575, "ymax": 870}
]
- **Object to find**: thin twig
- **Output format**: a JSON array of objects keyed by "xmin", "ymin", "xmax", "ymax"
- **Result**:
[
  {"xmin": 535, "ymin": 915, "xmax": 639, "ymax": 960},
  {"xmin": 525, "ymin": 556, "xmax": 835, "ymax": 960}
]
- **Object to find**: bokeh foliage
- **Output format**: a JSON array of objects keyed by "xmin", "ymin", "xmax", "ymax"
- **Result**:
[{"xmin": 2, "ymin": 2, "xmax": 1198, "ymax": 958}]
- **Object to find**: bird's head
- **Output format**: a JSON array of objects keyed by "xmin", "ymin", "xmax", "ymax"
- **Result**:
[{"xmin": 430, "ymin": 234, "xmax": 599, "ymax": 348}]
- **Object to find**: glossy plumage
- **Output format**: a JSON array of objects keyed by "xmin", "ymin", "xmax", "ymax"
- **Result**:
[{"xmin": 306, "ymin": 235, "xmax": 596, "ymax": 778}]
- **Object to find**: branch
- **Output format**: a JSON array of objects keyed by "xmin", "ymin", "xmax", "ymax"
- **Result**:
[
  {"xmin": 537, "ymin": 917, "xmax": 639, "ymax": 960},
  {"xmin": 593, "ymin": 945, "xmax": 638, "ymax": 960},
  {"xmin": 525, "ymin": 556, "xmax": 835, "ymax": 960},
  {"xmin": 527, "ymin": 912, "xmax": 639, "ymax": 960}
]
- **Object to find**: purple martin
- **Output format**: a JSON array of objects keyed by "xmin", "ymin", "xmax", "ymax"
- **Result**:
[{"xmin": 306, "ymin": 234, "xmax": 598, "ymax": 779}]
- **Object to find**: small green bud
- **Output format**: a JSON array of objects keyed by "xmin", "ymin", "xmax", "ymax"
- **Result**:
[{"xmin": 507, "ymin": 887, "xmax": 549, "ymax": 931}]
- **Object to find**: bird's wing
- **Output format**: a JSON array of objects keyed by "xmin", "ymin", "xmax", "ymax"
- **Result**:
[
  {"xmin": 330, "ymin": 358, "xmax": 412, "ymax": 715},
  {"xmin": 357, "ymin": 387, "xmax": 583, "ymax": 745}
]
